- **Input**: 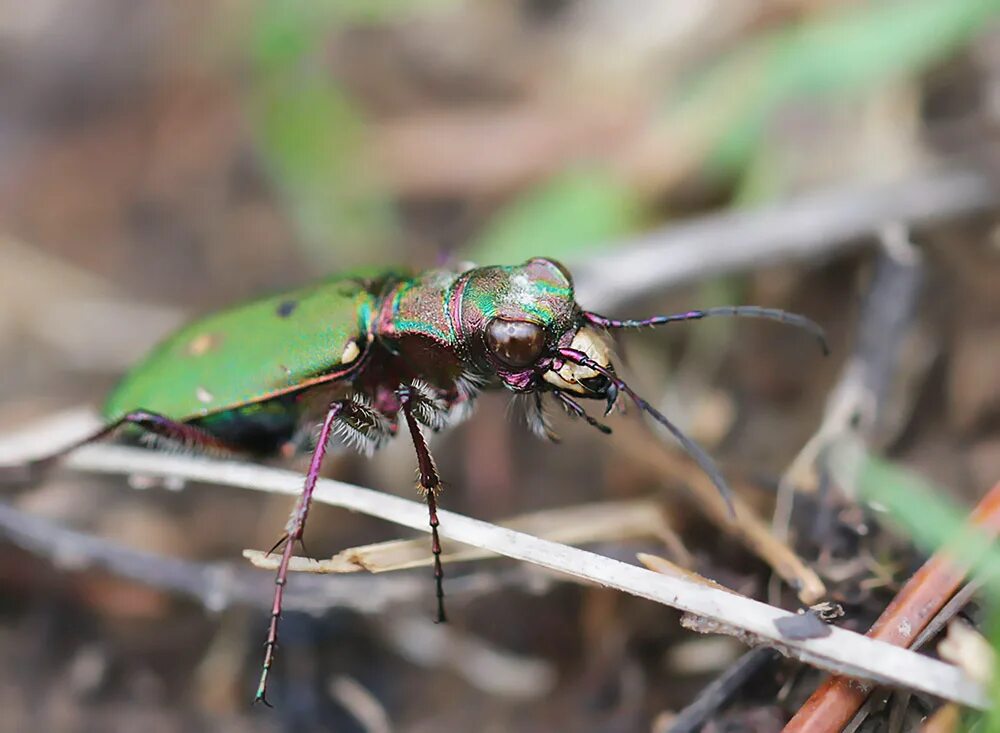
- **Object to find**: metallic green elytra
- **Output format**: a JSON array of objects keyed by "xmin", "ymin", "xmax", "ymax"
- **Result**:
[
  {"xmin": 103, "ymin": 268, "xmax": 399, "ymax": 424},
  {"xmin": 60, "ymin": 256, "xmax": 826, "ymax": 705}
]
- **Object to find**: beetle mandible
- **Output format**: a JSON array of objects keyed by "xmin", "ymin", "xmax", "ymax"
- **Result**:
[{"xmin": 37, "ymin": 257, "xmax": 827, "ymax": 704}]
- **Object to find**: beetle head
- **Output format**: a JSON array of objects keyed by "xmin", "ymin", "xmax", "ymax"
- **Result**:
[
  {"xmin": 455, "ymin": 256, "xmax": 806, "ymax": 515},
  {"xmin": 454, "ymin": 256, "xmax": 828, "ymax": 518},
  {"xmin": 453, "ymin": 257, "xmax": 618, "ymax": 410}
]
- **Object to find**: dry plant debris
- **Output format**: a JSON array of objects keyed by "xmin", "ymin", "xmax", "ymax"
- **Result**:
[
  {"xmin": 610, "ymin": 419, "xmax": 826, "ymax": 604},
  {"xmin": 783, "ymin": 480, "xmax": 1000, "ymax": 732},
  {"xmin": 244, "ymin": 499, "xmax": 674, "ymax": 574},
  {"xmin": 0, "ymin": 415, "xmax": 988, "ymax": 711}
]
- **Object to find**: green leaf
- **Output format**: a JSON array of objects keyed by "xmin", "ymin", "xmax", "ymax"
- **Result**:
[
  {"xmin": 666, "ymin": 0, "xmax": 1000, "ymax": 176},
  {"xmin": 467, "ymin": 170, "xmax": 639, "ymax": 266},
  {"xmin": 246, "ymin": 0, "xmax": 401, "ymax": 267},
  {"xmin": 831, "ymin": 437, "xmax": 1000, "ymax": 596}
]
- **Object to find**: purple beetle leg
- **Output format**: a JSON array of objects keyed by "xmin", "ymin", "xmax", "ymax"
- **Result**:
[
  {"xmin": 107, "ymin": 410, "xmax": 240, "ymax": 453},
  {"xmin": 255, "ymin": 401, "xmax": 345, "ymax": 706},
  {"xmin": 398, "ymin": 385, "xmax": 447, "ymax": 624},
  {"xmin": 17, "ymin": 410, "xmax": 240, "ymax": 484},
  {"xmin": 552, "ymin": 391, "xmax": 612, "ymax": 434}
]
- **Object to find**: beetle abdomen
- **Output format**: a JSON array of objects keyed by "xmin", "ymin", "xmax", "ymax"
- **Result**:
[{"xmin": 189, "ymin": 396, "xmax": 303, "ymax": 456}]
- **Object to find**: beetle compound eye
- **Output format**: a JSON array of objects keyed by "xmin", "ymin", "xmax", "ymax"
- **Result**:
[{"xmin": 486, "ymin": 319, "xmax": 546, "ymax": 368}]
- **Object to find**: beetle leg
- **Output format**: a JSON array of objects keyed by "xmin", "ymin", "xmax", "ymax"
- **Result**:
[
  {"xmin": 112, "ymin": 410, "xmax": 241, "ymax": 454},
  {"xmin": 552, "ymin": 391, "xmax": 612, "ymax": 435},
  {"xmin": 398, "ymin": 385, "xmax": 447, "ymax": 624},
  {"xmin": 13, "ymin": 410, "xmax": 239, "ymax": 484},
  {"xmin": 256, "ymin": 401, "xmax": 345, "ymax": 706}
]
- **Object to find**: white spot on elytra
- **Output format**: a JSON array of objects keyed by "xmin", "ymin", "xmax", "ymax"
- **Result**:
[
  {"xmin": 187, "ymin": 332, "xmax": 220, "ymax": 356},
  {"xmin": 196, "ymin": 386, "xmax": 214, "ymax": 404},
  {"xmin": 341, "ymin": 340, "xmax": 361, "ymax": 364},
  {"xmin": 898, "ymin": 617, "xmax": 912, "ymax": 638}
]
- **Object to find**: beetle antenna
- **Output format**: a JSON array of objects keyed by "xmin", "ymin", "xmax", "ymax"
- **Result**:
[
  {"xmin": 552, "ymin": 391, "xmax": 612, "ymax": 434},
  {"xmin": 584, "ymin": 307, "xmax": 828, "ymax": 356},
  {"xmin": 557, "ymin": 348, "xmax": 736, "ymax": 517}
]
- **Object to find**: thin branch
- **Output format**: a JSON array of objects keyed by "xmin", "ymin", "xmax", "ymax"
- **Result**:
[
  {"xmin": 824, "ymin": 580, "xmax": 983, "ymax": 730},
  {"xmin": 610, "ymin": 419, "xmax": 826, "ymax": 604},
  {"xmin": 776, "ymin": 224, "xmax": 926, "ymax": 510},
  {"xmin": 36, "ymin": 442, "xmax": 988, "ymax": 709},
  {"xmin": 0, "ymin": 497, "xmax": 541, "ymax": 616},
  {"xmin": 0, "ymin": 418, "xmax": 989, "ymax": 709},
  {"xmin": 572, "ymin": 167, "xmax": 994, "ymax": 310},
  {"xmin": 783, "ymin": 481, "xmax": 1000, "ymax": 731},
  {"xmin": 245, "ymin": 499, "xmax": 672, "ymax": 574},
  {"xmin": 665, "ymin": 648, "xmax": 780, "ymax": 733}
]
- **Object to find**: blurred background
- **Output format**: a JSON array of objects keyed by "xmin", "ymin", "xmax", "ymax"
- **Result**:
[{"xmin": 1, "ymin": 1, "xmax": 999, "ymax": 731}]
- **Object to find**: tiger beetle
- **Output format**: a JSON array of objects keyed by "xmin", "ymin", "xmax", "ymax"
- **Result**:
[{"xmin": 24, "ymin": 257, "xmax": 827, "ymax": 705}]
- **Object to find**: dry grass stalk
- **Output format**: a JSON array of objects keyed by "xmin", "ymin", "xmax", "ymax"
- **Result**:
[
  {"xmin": 782, "ymin": 480, "xmax": 1000, "ymax": 732},
  {"xmin": 0, "ymin": 415, "xmax": 989, "ymax": 711},
  {"xmin": 245, "ymin": 499, "xmax": 675, "ymax": 574},
  {"xmin": 610, "ymin": 419, "xmax": 826, "ymax": 604},
  {"xmin": 919, "ymin": 704, "xmax": 961, "ymax": 733}
]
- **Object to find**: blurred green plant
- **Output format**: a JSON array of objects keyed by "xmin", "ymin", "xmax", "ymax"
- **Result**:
[
  {"xmin": 465, "ymin": 169, "xmax": 638, "ymax": 265},
  {"xmin": 677, "ymin": 0, "xmax": 1000, "ymax": 177},
  {"xmin": 830, "ymin": 435, "xmax": 1000, "ymax": 726},
  {"xmin": 246, "ymin": 0, "xmax": 444, "ymax": 268},
  {"xmin": 473, "ymin": 0, "xmax": 1000, "ymax": 268}
]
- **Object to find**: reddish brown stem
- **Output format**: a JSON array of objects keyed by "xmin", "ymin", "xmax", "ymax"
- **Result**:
[{"xmin": 783, "ymin": 480, "xmax": 1000, "ymax": 733}]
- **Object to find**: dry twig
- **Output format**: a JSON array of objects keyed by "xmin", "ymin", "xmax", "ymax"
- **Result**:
[
  {"xmin": 782, "ymin": 480, "xmax": 1000, "ymax": 732},
  {"xmin": 776, "ymin": 224, "xmax": 926, "ymax": 526},
  {"xmin": 245, "ymin": 499, "xmax": 673, "ymax": 574},
  {"xmin": 0, "ymin": 417, "xmax": 990, "ymax": 710},
  {"xmin": 611, "ymin": 419, "xmax": 826, "ymax": 604},
  {"xmin": 0, "ymin": 496, "xmax": 539, "ymax": 616},
  {"xmin": 572, "ymin": 167, "xmax": 994, "ymax": 309}
]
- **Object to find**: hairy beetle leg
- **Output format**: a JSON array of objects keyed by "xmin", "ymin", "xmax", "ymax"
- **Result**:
[
  {"xmin": 0, "ymin": 410, "xmax": 241, "ymax": 488},
  {"xmin": 399, "ymin": 385, "xmax": 448, "ymax": 624}
]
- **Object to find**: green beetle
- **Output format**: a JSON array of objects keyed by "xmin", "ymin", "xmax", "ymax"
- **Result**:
[{"xmin": 40, "ymin": 257, "xmax": 826, "ymax": 704}]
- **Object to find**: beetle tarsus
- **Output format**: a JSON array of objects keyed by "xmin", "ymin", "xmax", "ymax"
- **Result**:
[
  {"xmin": 399, "ymin": 386, "xmax": 449, "ymax": 624},
  {"xmin": 253, "ymin": 684, "xmax": 274, "ymax": 708},
  {"xmin": 256, "ymin": 401, "xmax": 344, "ymax": 705},
  {"xmin": 427, "ymin": 488, "xmax": 448, "ymax": 624}
]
